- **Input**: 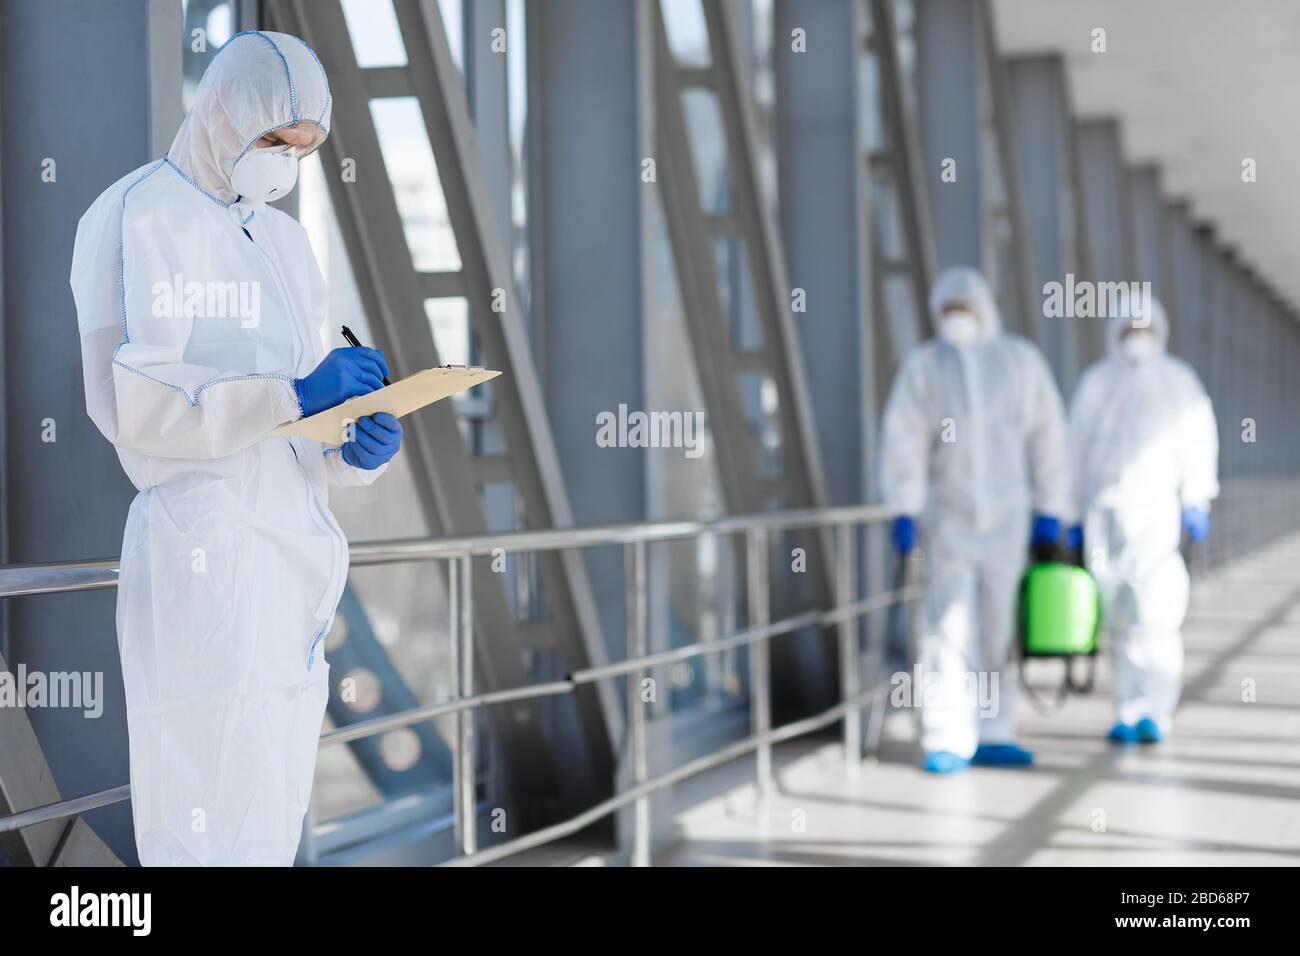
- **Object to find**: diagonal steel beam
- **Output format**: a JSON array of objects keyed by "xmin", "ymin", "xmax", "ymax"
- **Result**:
[
  {"xmin": 869, "ymin": 0, "xmax": 936, "ymax": 321},
  {"xmin": 266, "ymin": 0, "xmax": 617, "ymax": 822},
  {"xmin": 700, "ymin": 0, "xmax": 833, "ymax": 525},
  {"xmin": 0, "ymin": 652, "xmax": 121, "ymax": 865},
  {"xmin": 977, "ymin": 0, "xmax": 1039, "ymax": 339},
  {"xmin": 397, "ymin": 0, "xmax": 622, "ymax": 780}
]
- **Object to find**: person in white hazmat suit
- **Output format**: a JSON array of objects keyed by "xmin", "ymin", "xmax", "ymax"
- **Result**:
[
  {"xmin": 70, "ymin": 32, "xmax": 403, "ymax": 865},
  {"xmin": 1067, "ymin": 297, "xmax": 1218, "ymax": 744},
  {"xmin": 879, "ymin": 267, "xmax": 1070, "ymax": 774}
]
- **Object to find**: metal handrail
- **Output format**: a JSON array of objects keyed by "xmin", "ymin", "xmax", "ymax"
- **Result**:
[
  {"xmin": 317, "ymin": 587, "xmax": 912, "ymax": 747},
  {"xmin": 0, "ymin": 504, "xmax": 892, "ymax": 598},
  {"xmin": 0, "ymin": 784, "xmax": 132, "ymax": 836},
  {"xmin": 0, "ymin": 505, "xmax": 909, "ymax": 867}
]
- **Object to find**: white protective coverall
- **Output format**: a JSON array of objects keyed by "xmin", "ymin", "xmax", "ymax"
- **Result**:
[
  {"xmin": 70, "ymin": 32, "xmax": 385, "ymax": 865},
  {"xmin": 879, "ymin": 267, "xmax": 1070, "ymax": 759},
  {"xmin": 1069, "ymin": 301, "xmax": 1218, "ymax": 734}
]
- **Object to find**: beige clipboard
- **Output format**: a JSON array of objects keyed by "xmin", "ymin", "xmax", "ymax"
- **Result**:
[{"xmin": 272, "ymin": 367, "xmax": 501, "ymax": 444}]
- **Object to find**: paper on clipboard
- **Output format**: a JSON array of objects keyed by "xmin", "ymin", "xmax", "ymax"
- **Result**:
[{"xmin": 272, "ymin": 366, "xmax": 501, "ymax": 444}]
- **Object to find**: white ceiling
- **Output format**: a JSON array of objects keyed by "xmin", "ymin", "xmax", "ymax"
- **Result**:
[{"xmin": 991, "ymin": 0, "xmax": 1300, "ymax": 309}]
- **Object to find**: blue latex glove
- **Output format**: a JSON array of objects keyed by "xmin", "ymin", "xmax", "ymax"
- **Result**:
[
  {"xmin": 1066, "ymin": 524, "xmax": 1084, "ymax": 552},
  {"xmin": 891, "ymin": 515, "xmax": 916, "ymax": 555},
  {"xmin": 1181, "ymin": 506, "xmax": 1211, "ymax": 543},
  {"xmin": 342, "ymin": 413, "xmax": 403, "ymax": 470},
  {"xmin": 1030, "ymin": 513, "xmax": 1060, "ymax": 548},
  {"xmin": 294, "ymin": 347, "xmax": 390, "ymax": 417},
  {"xmin": 971, "ymin": 742, "xmax": 1034, "ymax": 767},
  {"xmin": 922, "ymin": 751, "xmax": 968, "ymax": 774}
]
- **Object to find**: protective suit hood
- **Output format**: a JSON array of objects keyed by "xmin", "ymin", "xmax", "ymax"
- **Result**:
[
  {"xmin": 168, "ymin": 30, "xmax": 331, "ymax": 205},
  {"xmin": 929, "ymin": 266, "xmax": 1002, "ymax": 344},
  {"xmin": 1105, "ymin": 292, "xmax": 1169, "ymax": 357}
]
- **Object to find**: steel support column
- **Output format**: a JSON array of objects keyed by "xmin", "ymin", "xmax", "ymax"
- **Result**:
[
  {"xmin": 1165, "ymin": 202, "xmax": 1200, "ymax": 368},
  {"xmin": 915, "ymin": 0, "xmax": 984, "ymax": 275},
  {"xmin": 530, "ymin": 0, "xmax": 647, "ymax": 658},
  {"xmin": 775, "ymin": 0, "xmax": 871, "ymax": 510},
  {"xmin": 1005, "ymin": 55, "xmax": 1090, "ymax": 390},
  {"xmin": 1075, "ymin": 119, "xmax": 1133, "ymax": 364},
  {"xmin": 464, "ymin": 0, "xmax": 510, "ymax": 250},
  {"xmin": 0, "ymin": 0, "xmax": 151, "ymax": 864},
  {"xmin": 774, "ymin": 0, "xmax": 875, "ymax": 747},
  {"xmin": 1127, "ymin": 165, "xmax": 1171, "ymax": 341},
  {"xmin": 975, "ymin": 0, "xmax": 1038, "ymax": 336}
]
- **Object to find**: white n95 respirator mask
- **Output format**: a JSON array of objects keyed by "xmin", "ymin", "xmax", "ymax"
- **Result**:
[
  {"xmin": 1120, "ymin": 332, "xmax": 1159, "ymax": 361},
  {"xmin": 230, "ymin": 144, "xmax": 299, "ymax": 205},
  {"xmin": 939, "ymin": 310, "xmax": 980, "ymax": 348}
]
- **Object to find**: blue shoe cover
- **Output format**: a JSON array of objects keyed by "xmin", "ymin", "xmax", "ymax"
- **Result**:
[
  {"xmin": 922, "ymin": 750, "xmax": 970, "ymax": 774},
  {"xmin": 1108, "ymin": 722, "xmax": 1140, "ymax": 744},
  {"xmin": 1136, "ymin": 717, "xmax": 1166, "ymax": 744},
  {"xmin": 971, "ymin": 743, "xmax": 1034, "ymax": 766}
]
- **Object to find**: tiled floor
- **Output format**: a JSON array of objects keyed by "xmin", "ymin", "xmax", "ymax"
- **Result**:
[{"xmin": 655, "ymin": 537, "xmax": 1300, "ymax": 866}]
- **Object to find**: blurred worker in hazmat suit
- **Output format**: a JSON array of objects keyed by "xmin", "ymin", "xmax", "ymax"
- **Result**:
[
  {"xmin": 70, "ymin": 31, "xmax": 403, "ymax": 865},
  {"xmin": 1067, "ymin": 296, "xmax": 1218, "ymax": 744},
  {"xmin": 880, "ymin": 267, "xmax": 1069, "ymax": 773}
]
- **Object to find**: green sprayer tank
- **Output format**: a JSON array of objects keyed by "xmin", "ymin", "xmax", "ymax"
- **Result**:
[{"xmin": 1019, "ymin": 560, "xmax": 1100, "ymax": 658}]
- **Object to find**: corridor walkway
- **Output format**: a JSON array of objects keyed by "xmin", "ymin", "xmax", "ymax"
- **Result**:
[{"xmin": 656, "ymin": 534, "xmax": 1300, "ymax": 866}]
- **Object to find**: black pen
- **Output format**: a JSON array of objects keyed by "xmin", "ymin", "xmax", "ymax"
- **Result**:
[{"xmin": 341, "ymin": 325, "xmax": 391, "ymax": 386}]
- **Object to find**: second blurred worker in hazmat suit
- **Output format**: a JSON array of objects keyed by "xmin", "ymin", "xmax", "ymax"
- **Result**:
[
  {"xmin": 1067, "ymin": 297, "xmax": 1218, "ymax": 745},
  {"xmin": 880, "ymin": 267, "xmax": 1070, "ymax": 773}
]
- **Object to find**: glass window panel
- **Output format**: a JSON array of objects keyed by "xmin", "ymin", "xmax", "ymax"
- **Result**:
[
  {"xmin": 641, "ymin": 191, "xmax": 748, "ymax": 719},
  {"xmin": 341, "ymin": 0, "xmax": 408, "ymax": 68},
  {"xmin": 285, "ymin": 84, "xmax": 514, "ymax": 858},
  {"xmin": 871, "ymin": 173, "xmax": 906, "ymax": 261},
  {"xmin": 860, "ymin": 50, "xmax": 887, "ymax": 154},
  {"xmin": 660, "ymin": 0, "xmax": 711, "ymax": 67},
  {"xmin": 884, "ymin": 273, "xmax": 924, "ymax": 355},
  {"xmin": 424, "ymin": 296, "xmax": 499, "ymax": 457},
  {"xmin": 424, "ymin": 296, "xmax": 471, "ymax": 366},
  {"xmin": 748, "ymin": 0, "xmax": 778, "ymax": 218},
  {"xmin": 313, "ymin": 561, "xmax": 461, "ymax": 824},
  {"xmin": 711, "ymin": 235, "xmax": 763, "ymax": 352},
  {"xmin": 506, "ymin": 0, "xmax": 533, "ymax": 325},
  {"xmin": 181, "ymin": 0, "xmax": 234, "ymax": 112},
  {"xmin": 299, "ymin": 148, "xmax": 464, "ymax": 829},
  {"xmin": 681, "ymin": 88, "xmax": 734, "ymax": 217},
  {"xmin": 738, "ymin": 370, "xmax": 783, "ymax": 480},
  {"xmin": 895, "ymin": 0, "xmax": 919, "ymax": 101},
  {"xmin": 438, "ymin": 0, "xmax": 465, "ymax": 75},
  {"xmin": 654, "ymin": 535, "xmax": 747, "ymax": 717},
  {"xmin": 297, "ymin": 153, "xmax": 437, "ymax": 545},
  {"xmin": 475, "ymin": 414, "xmax": 506, "ymax": 456},
  {"xmin": 370, "ymin": 97, "xmax": 463, "ymax": 271},
  {"xmin": 314, "ymin": 734, "xmax": 384, "ymax": 821}
]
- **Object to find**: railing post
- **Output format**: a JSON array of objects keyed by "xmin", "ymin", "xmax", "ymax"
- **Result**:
[
  {"xmin": 837, "ymin": 523, "xmax": 861, "ymax": 777},
  {"xmin": 448, "ymin": 557, "xmax": 461, "ymax": 848},
  {"xmin": 863, "ymin": 526, "xmax": 898, "ymax": 757},
  {"xmin": 458, "ymin": 553, "xmax": 476, "ymax": 856},
  {"xmin": 450, "ymin": 554, "xmax": 476, "ymax": 855},
  {"xmin": 746, "ymin": 527, "xmax": 773, "ymax": 823},
  {"xmin": 626, "ymin": 540, "xmax": 651, "ymax": 866},
  {"xmin": 302, "ymin": 793, "xmax": 319, "ymax": 866}
]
